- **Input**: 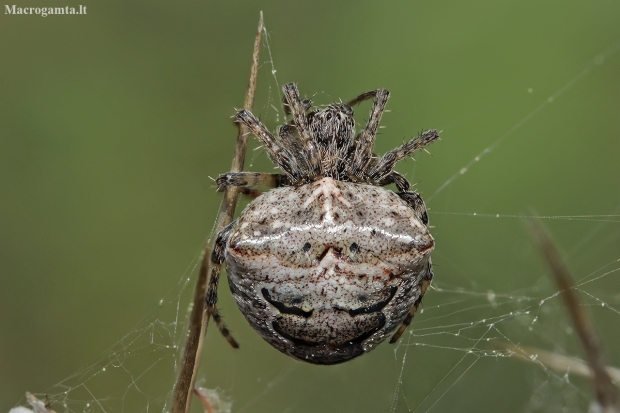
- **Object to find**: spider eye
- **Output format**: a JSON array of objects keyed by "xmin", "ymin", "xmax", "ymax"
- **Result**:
[{"xmin": 326, "ymin": 113, "xmax": 332, "ymax": 121}]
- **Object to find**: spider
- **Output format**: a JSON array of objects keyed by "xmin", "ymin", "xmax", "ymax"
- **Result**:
[{"xmin": 207, "ymin": 83, "xmax": 439, "ymax": 364}]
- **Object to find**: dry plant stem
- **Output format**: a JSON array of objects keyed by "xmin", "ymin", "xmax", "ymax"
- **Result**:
[
  {"xmin": 496, "ymin": 342, "xmax": 620, "ymax": 385},
  {"xmin": 171, "ymin": 11, "xmax": 263, "ymax": 413},
  {"xmin": 528, "ymin": 219, "xmax": 620, "ymax": 412},
  {"xmin": 170, "ymin": 248, "xmax": 211, "ymax": 413}
]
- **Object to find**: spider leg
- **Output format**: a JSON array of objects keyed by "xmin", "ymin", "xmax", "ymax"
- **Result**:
[
  {"xmin": 397, "ymin": 190, "xmax": 429, "ymax": 226},
  {"xmin": 390, "ymin": 259, "xmax": 434, "ymax": 343},
  {"xmin": 346, "ymin": 89, "xmax": 387, "ymax": 107},
  {"xmin": 282, "ymin": 83, "xmax": 312, "ymax": 140},
  {"xmin": 282, "ymin": 83, "xmax": 321, "ymax": 177},
  {"xmin": 282, "ymin": 94, "xmax": 312, "ymax": 117},
  {"xmin": 234, "ymin": 110, "xmax": 301, "ymax": 182},
  {"xmin": 238, "ymin": 187, "xmax": 263, "ymax": 200},
  {"xmin": 278, "ymin": 124, "xmax": 313, "ymax": 180},
  {"xmin": 206, "ymin": 221, "xmax": 239, "ymax": 348},
  {"xmin": 369, "ymin": 129, "xmax": 439, "ymax": 184},
  {"xmin": 216, "ymin": 172, "xmax": 289, "ymax": 192},
  {"xmin": 378, "ymin": 171, "xmax": 411, "ymax": 192},
  {"xmin": 347, "ymin": 89, "xmax": 390, "ymax": 180}
]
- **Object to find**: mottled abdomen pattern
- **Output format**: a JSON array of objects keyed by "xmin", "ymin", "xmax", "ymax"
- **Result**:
[{"xmin": 225, "ymin": 177, "xmax": 434, "ymax": 364}]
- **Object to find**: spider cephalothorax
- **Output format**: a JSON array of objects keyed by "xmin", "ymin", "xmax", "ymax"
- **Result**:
[
  {"xmin": 308, "ymin": 103, "xmax": 355, "ymax": 143},
  {"xmin": 228, "ymin": 84, "xmax": 439, "ymax": 189},
  {"xmin": 209, "ymin": 83, "xmax": 439, "ymax": 364}
]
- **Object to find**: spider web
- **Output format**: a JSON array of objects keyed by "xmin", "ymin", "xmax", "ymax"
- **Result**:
[
  {"xmin": 9, "ymin": 23, "xmax": 620, "ymax": 413},
  {"xmin": 387, "ymin": 39, "xmax": 620, "ymax": 413}
]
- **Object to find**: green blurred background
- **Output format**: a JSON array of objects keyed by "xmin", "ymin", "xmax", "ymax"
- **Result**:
[{"xmin": 2, "ymin": 1, "xmax": 620, "ymax": 412}]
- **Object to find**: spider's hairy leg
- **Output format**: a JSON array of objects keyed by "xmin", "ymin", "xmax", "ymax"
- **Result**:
[
  {"xmin": 237, "ymin": 187, "xmax": 263, "ymax": 200},
  {"xmin": 379, "ymin": 171, "xmax": 411, "ymax": 192},
  {"xmin": 278, "ymin": 124, "xmax": 312, "ymax": 178},
  {"xmin": 369, "ymin": 129, "xmax": 439, "ymax": 184},
  {"xmin": 282, "ymin": 83, "xmax": 311, "ymax": 140},
  {"xmin": 347, "ymin": 89, "xmax": 390, "ymax": 180},
  {"xmin": 390, "ymin": 259, "xmax": 434, "ymax": 343},
  {"xmin": 216, "ymin": 172, "xmax": 290, "ymax": 192},
  {"xmin": 282, "ymin": 94, "xmax": 312, "ymax": 117},
  {"xmin": 206, "ymin": 221, "xmax": 239, "ymax": 348},
  {"xmin": 282, "ymin": 83, "xmax": 321, "ymax": 177},
  {"xmin": 346, "ymin": 89, "xmax": 387, "ymax": 107},
  {"xmin": 234, "ymin": 110, "xmax": 300, "ymax": 182},
  {"xmin": 397, "ymin": 190, "xmax": 429, "ymax": 226}
]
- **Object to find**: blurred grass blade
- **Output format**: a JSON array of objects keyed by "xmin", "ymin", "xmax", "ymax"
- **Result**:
[{"xmin": 526, "ymin": 218, "xmax": 620, "ymax": 412}]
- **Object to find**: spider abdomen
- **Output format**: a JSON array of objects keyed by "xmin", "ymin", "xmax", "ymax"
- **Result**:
[{"xmin": 225, "ymin": 177, "xmax": 434, "ymax": 364}]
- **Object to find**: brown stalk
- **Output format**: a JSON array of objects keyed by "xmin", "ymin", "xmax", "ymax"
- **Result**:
[
  {"xmin": 171, "ymin": 11, "xmax": 263, "ymax": 413},
  {"xmin": 496, "ymin": 342, "xmax": 620, "ymax": 385},
  {"xmin": 527, "ymin": 219, "xmax": 620, "ymax": 412}
]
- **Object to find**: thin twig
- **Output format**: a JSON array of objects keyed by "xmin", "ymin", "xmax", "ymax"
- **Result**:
[
  {"xmin": 496, "ymin": 342, "xmax": 620, "ymax": 385},
  {"xmin": 171, "ymin": 11, "xmax": 263, "ymax": 413},
  {"xmin": 527, "ymin": 219, "xmax": 620, "ymax": 412},
  {"xmin": 171, "ymin": 247, "xmax": 211, "ymax": 413}
]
